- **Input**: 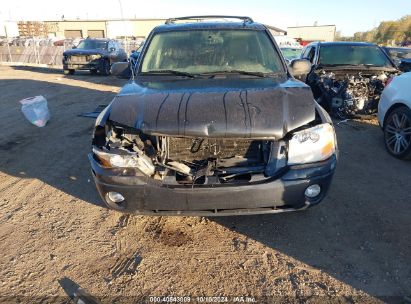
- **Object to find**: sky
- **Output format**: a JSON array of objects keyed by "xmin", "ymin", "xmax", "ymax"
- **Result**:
[{"xmin": 0, "ymin": 0, "xmax": 410, "ymax": 36}]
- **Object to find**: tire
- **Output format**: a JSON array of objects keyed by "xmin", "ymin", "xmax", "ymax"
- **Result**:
[
  {"xmin": 383, "ymin": 106, "xmax": 411, "ymax": 160},
  {"xmin": 63, "ymin": 69, "xmax": 75, "ymax": 75},
  {"xmin": 100, "ymin": 59, "xmax": 111, "ymax": 76}
]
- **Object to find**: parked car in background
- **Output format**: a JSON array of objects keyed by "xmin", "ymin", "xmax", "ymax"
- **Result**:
[
  {"xmin": 382, "ymin": 46, "xmax": 411, "ymax": 72},
  {"xmin": 62, "ymin": 38, "xmax": 127, "ymax": 75},
  {"xmin": 280, "ymin": 47, "xmax": 302, "ymax": 64},
  {"xmin": 90, "ymin": 16, "xmax": 337, "ymax": 216},
  {"xmin": 378, "ymin": 73, "xmax": 411, "ymax": 159},
  {"xmin": 301, "ymin": 42, "xmax": 400, "ymax": 118}
]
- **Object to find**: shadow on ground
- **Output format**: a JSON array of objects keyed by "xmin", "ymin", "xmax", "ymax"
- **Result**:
[
  {"xmin": 0, "ymin": 78, "xmax": 124, "ymax": 207},
  {"xmin": 10, "ymin": 65, "xmax": 128, "ymax": 87}
]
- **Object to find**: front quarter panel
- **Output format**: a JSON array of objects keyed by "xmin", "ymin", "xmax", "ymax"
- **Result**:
[{"xmin": 378, "ymin": 73, "xmax": 411, "ymax": 126}]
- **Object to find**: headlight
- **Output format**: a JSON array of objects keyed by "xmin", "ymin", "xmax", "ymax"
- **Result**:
[
  {"xmin": 288, "ymin": 123, "xmax": 336, "ymax": 165},
  {"xmin": 90, "ymin": 54, "xmax": 101, "ymax": 60},
  {"xmin": 93, "ymin": 147, "xmax": 155, "ymax": 175}
]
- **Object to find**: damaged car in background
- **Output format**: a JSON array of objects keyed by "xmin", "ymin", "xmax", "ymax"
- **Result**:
[
  {"xmin": 89, "ymin": 16, "xmax": 338, "ymax": 216},
  {"xmin": 301, "ymin": 42, "xmax": 400, "ymax": 119},
  {"xmin": 62, "ymin": 38, "xmax": 127, "ymax": 75}
]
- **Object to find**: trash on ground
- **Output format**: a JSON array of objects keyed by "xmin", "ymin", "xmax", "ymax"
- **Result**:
[
  {"xmin": 78, "ymin": 105, "xmax": 107, "ymax": 118},
  {"xmin": 19, "ymin": 95, "xmax": 50, "ymax": 127}
]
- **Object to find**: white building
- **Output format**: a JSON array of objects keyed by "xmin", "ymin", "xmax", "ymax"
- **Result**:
[{"xmin": 287, "ymin": 25, "xmax": 336, "ymax": 42}]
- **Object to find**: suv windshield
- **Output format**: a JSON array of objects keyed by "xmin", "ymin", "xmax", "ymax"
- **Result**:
[
  {"xmin": 140, "ymin": 30, "xmax": 284, "ymax": 75},
  {"xmin": 319, "ymin": 45, "xmax": 393, "ymax": 67},
  {"xmin": 77, "ymin": 40, "xmax": 108, "ymax": 50}
]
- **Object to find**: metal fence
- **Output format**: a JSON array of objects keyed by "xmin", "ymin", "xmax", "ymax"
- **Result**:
[
  {"xmin": 0, "ymin": 45, "xmax": 65, "ymax": 67},
  {"xmin": 0, "ymin": 39, "xmax": 143, "ymax": 67}
]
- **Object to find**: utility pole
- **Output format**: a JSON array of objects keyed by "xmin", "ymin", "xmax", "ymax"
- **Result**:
[
  {"xmin": 118, "ymin": 0, "xmax": 128, "ymax": 54},
  {"xmin": 5, "ymin": 25, "xmax": 12, "ymax": 62}
]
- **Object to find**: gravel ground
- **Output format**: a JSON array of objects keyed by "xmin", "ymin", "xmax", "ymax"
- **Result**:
[{"xmin": 0, "ymin": 65, "xmax": 410, "ymax": 303}]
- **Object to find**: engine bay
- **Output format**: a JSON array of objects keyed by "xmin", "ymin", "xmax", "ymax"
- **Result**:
[
  {"xmin": 93, "ymin": 123, "xmax": 288, "ymax": 186},
  {"xmin": 308, "ymin": 69, "xmax": 399, "ymax": 118}
]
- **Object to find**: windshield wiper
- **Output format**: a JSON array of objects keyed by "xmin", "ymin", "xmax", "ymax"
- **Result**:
[
  {"xmin": 200, "ymin": 70, "xmax": 269, "ymax": 78},
  {"xmin": 143, "ymin": 70, "xmax": 196, "ymax": 78}
]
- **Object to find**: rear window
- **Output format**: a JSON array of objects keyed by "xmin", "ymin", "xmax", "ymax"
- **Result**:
[
  {"xmin": 319, "ymin": 45, "xmax": 393, "ymax": 67},
  {"xmin": 140, "ymin": 29, "xmax": 284, "ymax": 74}
]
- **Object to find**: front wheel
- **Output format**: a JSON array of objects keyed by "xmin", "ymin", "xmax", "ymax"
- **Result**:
[
  {"xmin": 100, "ymin": 59, "xmax": 111, "ymax": 76},
  {"xmin": 63, "ymin": 69, "xmax": 75, "ymax": 75},
  {"xmin": 384, "ymin": 106, "xmax": 411, "ymax": 160}
]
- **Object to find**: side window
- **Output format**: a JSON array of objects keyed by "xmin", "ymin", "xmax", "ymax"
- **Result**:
[
  {"xmin": 307, "ymin": 47, "xmax": 316, "ymax": 63},
  {"xmin": 302, "ymin": 47, "xmax": 312, "ymax": 59}
]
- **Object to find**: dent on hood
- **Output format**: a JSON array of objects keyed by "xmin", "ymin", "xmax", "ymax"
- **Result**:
[{"xmin": 108, "ymin": 79, "xmax": 316, "ymax": 140}]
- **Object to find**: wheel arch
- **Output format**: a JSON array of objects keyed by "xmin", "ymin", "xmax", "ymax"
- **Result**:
[{"xmin": 383, "ymin": 102, "xmax": 410, "ymax": 128}]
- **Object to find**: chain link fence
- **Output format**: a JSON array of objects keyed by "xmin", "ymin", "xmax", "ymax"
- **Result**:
[
  {"xmin": 0, "ymin": 45, "xmax": 65, "ymax": 67},
  {"xmin": 0, "ymin": 38, "xmax": 143, "ymax": 68}
]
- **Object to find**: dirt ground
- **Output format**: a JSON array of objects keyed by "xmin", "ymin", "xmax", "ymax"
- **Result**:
[{"xmin": 0, "ymin": 65, "xmax": 410, "ymax": 303}]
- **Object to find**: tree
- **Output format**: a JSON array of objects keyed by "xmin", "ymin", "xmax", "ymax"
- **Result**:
[{"xmin": 342, "ymin": 15, "xmax": 411, "ymax": 45}]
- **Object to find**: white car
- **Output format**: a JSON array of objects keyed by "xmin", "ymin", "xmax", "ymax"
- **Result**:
[{"xmin": 378, "ymin": 72, "xmax": 411, "ymax": 159}]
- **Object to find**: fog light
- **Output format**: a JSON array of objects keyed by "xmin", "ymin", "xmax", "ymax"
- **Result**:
[
  {"xmin": 106, "ymin": 192, "xmax": 125, "ymax": 203},
  {"xmin": 305, "ymin": 184, "xmax": 321, "ymax": 198}
]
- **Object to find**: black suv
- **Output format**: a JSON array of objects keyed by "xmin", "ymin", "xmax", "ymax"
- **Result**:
[
  {"xmin": 89, "ymin": 16, "xmax": 338, "ymax": 216},
  {"xmin": 301, "ymin": 42, "xmax": 400, "ymax": 118},
  {"xmin": 62, "ymin": 38, "xmax": 128, "ymax": 75}
]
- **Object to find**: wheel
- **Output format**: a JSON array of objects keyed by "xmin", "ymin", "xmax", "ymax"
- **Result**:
[
  {"xmin": 99, "ymin": 59, "xmax": 111, "ymax": 76},
  {"xmin": 90, "ymin": 69, "xmax": 98, "ymax": 75},
  {"xmin": 384, "ymin": 106, "xmax": 411, "ymax": 159},
  {"xmin": 63, "ymin": 69, "xmax": 75, "ymax": 75}
]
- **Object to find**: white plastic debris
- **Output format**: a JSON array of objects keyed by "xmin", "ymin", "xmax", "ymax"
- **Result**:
[{"xmin": 19, "ymin": 95, "xmax": 50, "ymax": 127}]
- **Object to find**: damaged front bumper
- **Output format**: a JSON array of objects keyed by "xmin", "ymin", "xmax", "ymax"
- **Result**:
[
  {"xmin": 63, "ymin": 57, "xmax": 103, "ymax": 71},
  {"xmin": 89, "ymin": 153, "xmax": 337, "ymax": 216}
]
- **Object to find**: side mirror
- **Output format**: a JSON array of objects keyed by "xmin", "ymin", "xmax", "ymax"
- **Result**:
[
  {"xmin": 110, "ymin": 47, "xmax": 116, "ymax": 52},
  {"xmin": 289, "ymin": 59, "xmax": 311, "ymax": 80},
  {"xmin": 72, "ymin": 45, "xmax": 77, "ymax": 49},
  {"xmin": 110, "ymin": 62, "xmax": 130, "ymax": 77},
  {"xmin": 131, "ymin": 49, "xmax": 136, "ymax": 53}
]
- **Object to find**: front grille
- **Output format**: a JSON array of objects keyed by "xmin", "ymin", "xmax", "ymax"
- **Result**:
[{"xmin": 166, "ymin": 137, "xmax": 264, "ymax": 162}]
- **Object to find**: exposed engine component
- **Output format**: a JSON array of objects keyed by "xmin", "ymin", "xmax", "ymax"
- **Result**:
[
  {"xmin": 97, "ymin": 123, "xmax": 289, "ymax": 185},
  {"xmin": 309, "ymin": 70, "xmax": 396, "ymax": 118}
]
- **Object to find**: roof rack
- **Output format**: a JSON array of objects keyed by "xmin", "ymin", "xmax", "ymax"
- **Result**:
[{"xmin": 165, "ymin": 15, "xmax": 254, "ymax": 25}]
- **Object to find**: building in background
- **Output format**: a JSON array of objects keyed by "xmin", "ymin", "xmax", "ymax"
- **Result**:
[
  {"xmin": 287, "ymin": 25, "xmax": 336, "ymax": 45},
  {"xmin": 12, "ymin": 19, "xmax": 286, "ymax": 40},
  {"xmin": 264, "ymin": 25, "xmax": 286, "ymax": 37},
  {"xmin": 43, "ymin": 19, "xmax": 167, "ymax": 39}
]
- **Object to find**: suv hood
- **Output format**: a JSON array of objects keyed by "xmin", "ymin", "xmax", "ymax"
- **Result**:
[
  {"xmin": 63, "ymin": 49, "xmax": 108, "ymax": 56},
  {"xmin": 108, "ymin": 77, "xmax": 316, "ymax": 140}
]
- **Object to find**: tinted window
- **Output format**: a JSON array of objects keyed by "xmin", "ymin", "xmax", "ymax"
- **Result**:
[
  {"xmin": 302, "ymin": 46, "xmax": 312, "ymax": 59},
  {"xmin": 319, "ymin": 44, "xmax": 393, "ymax": 67},
  {"xmin": 307, "ymin": 47, "xmax": 316, "ymax": 62},
  {"xmin": 141, "ymin": 30, "xmax": 284, "ymax": 74}
]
